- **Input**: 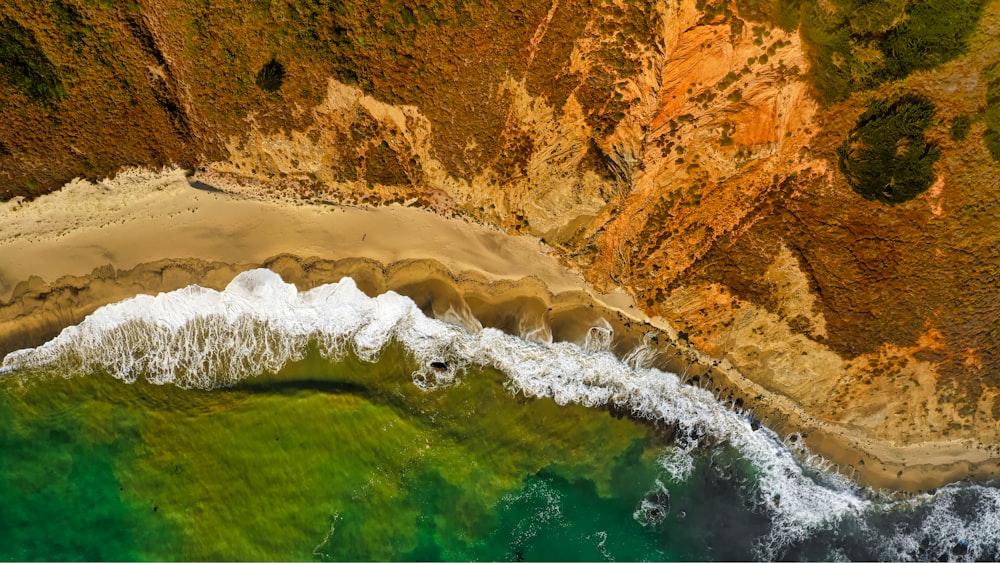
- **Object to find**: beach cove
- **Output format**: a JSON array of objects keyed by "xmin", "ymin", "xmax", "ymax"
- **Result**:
[
  {"xmin": 3, "ymin": 167, "xmax": 997, "ymax": 491},
  {"xmin": 2, "ymin": 168, "xmax": 1000, "ymax": 560}
]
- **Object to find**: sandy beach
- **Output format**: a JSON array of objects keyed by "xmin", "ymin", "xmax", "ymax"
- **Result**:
[
  {"xmin": 1, "ymin": 167, "xmax": 997, "ymax": 493},
  {"xmin": 0, "ymin": 168, "xmax": 601, "ymax": 299}
]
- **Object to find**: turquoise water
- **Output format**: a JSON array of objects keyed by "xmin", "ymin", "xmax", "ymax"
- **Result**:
[
  {"xmin": 0, "ymin": 349, "xmax": 679, "ymax": 561},
  {"xmin": 2, "ymin": 269, "xmax": 999, "ymax": 561}
]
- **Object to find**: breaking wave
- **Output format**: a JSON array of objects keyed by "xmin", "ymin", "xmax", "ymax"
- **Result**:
[{"xmin": 2, "ymin": 268, "xmax": 999, "ymax": 560}]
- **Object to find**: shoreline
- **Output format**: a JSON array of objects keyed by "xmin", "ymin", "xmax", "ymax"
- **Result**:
[{"xmin": 2, "ymin": 167, "xmax": 998, "ymax": 493}]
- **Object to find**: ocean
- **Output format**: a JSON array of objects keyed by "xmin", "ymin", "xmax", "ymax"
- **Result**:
[{"xmin": 1, "ymin": 268, "xmax": 998, "ymax": 561}]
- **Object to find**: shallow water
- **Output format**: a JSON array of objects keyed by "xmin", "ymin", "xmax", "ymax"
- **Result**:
[
  {"xmin": 0, "ymin": 348, "xmax": 672, "ymax": 560},
  {"xmin": 2, "ymin": 269, "xmax": 999, "ymax": 561}
]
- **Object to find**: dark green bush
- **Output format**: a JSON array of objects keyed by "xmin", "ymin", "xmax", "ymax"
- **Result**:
[
  {"xmin": 985, "ymin": 77, "xmax": 1000, "ymax": 162},
  {"xmin": 255, "ymin": 58, "xmax": 285, "ymax": 92},
  {"xmin": 950, "ymin": 115, "xmax": 972, "ymax": 141},
  {"xmin": 837, "ymin": 95, "xmax": 940, "ymax": 204},
  {"xmin": 985, "ymin": 130, "xmax": 1000, "ymax": 162},
  {"xmin": 877, "ymin": 0, "xmax": 987, "ymax": 80},
  {"xmin": 0, "ymin": 17, "xmax": 64, "ymax": 103},
  {"xmin": 774, "ymin": 0, "xmax": 800, "ymax": 31}
]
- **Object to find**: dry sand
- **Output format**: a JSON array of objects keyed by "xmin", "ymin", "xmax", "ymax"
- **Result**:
[
  {"xmin": 2, "ymin": 167, "xmax": 997, "ymax": 493},
  {"xmin": 0, "ymin": 168, "xmax": 592, "ymax": 299}
]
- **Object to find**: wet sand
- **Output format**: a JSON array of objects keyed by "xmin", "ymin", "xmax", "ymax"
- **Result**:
[{"xmin": 2, "ymin": 167, "xmax": 998, "ymax": 493}]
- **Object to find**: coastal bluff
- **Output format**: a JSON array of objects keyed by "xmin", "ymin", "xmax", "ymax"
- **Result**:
[{"xmin": 2, "ymin": 0, "xmax": 999, "ymax": 490}]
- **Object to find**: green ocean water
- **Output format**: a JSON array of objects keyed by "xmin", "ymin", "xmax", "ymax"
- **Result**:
[
  {"xmin": 0, "ymin": 346, "xmax": 723, "ymax": 561},
  {"xmin": 8, "ymin": 344, "xmax": 1000, "ymax": 561}
]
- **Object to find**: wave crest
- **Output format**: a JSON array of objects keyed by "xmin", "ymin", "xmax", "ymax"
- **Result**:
[{"xmin": 1, "ymin": 269, "xmax": 464, "ymax": 388}]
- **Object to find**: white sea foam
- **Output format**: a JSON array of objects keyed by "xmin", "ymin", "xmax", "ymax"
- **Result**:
[
  {"xmin": 582, "ymin": 317, "xmax": 614, "ymax": 353},
  {"xmin": 2, "ymin": 268, "xmax": 998, "ymax": 560},
  {"xmin": 862, "ymin": 484, "xmax": 1000, "ymax": 561},
  {"xmin": 634, "ymin": 478, "xmax": 672, "ymax": 527},
  {"xmin": 517, "ymin": 315, "xmax": 553, "ymax": 345},
  {"xmin": 438, "ymin": 303, "xmax": 483, "ymax": 335},
  {"xmin": 621, "ymin": 332, "xmax": 661, "ymax": 370},
  {"xmin": 657, "ymin": 443, "xmax": 697, "ymax": 482}
]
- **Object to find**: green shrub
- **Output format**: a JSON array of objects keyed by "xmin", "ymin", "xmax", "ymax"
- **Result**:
[
  {"xmin": 985, "ymin": 129, "xmax": 1000, "ymax": 162},
  {"xmin": 843, "ymin": 0, "xmax": 908, "ymax": 35},
  {"xmin": 734, "ymin": 0, "xmax": 798, "ymax": 30},
  {"xmin": 255, "ymin": 58, "xmax": 285, "ymax": 92},
  {"xmin": 950, "ymin": 115, "xmax": 972, "ymax": 141},
  {"xmin": 837, "ymin": 95, "xmax": 940, "ymax": 204},
  {"xmin": 0, "ymin": 18, "xmax": 64, "ymax": 103},
  {"xmin": 734, "ymin": 0, "xmax": 988, "ymax": 103},
  {"xmin": 796, "ymin": 2, "xmax": 857, "ymax": 102},
  {"xmin": 877, "ymin": 0, "xmax": 986, "ymax": 80},
  {"xmin": 774, "ymin": 0, "xmax": 800, "ymax": 31},
  {"xmin": 51, "ymin": 0, "xmax": 89, "ymax": 48},
  {"xmin": 985, "ymin": 77, "xmax": 1000, "ymax": 162}
]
